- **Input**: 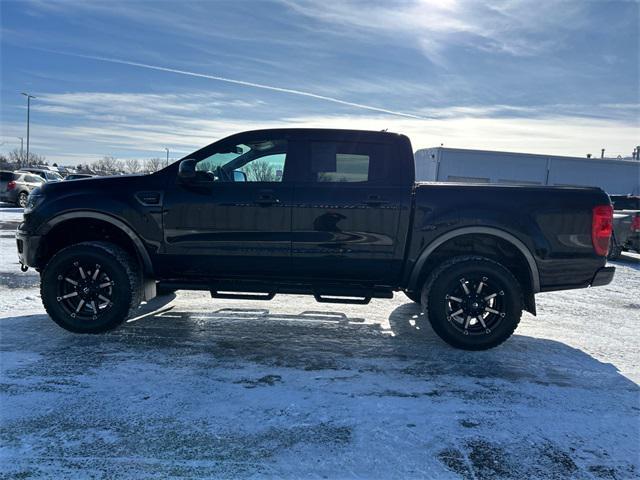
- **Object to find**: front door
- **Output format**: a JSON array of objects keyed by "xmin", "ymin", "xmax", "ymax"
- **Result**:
[{"xmin": 161, "ymin": 132, "xmax": 296, "ymax": 279}]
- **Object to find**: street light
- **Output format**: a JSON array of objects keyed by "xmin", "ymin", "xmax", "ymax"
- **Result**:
[
  {"xmin": 21, "ymin": 92, "xmax": 36, "ymax": 162},
  {"xmin": 164, "ymin": 148, "xmax": 169, "ymax": 166}
]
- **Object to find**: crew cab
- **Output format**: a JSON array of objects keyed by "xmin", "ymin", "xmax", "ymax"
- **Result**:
[{"xmin": 15, "ymin": 129, "xmax": 615, "ymax": 350}]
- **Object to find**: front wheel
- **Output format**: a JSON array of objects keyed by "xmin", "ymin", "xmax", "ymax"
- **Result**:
[
  {"xmin": 421, "ymin": 256, "xmax": 523, "ymax": 350},
  {"xmin": 41, "ymin": 242, "xmax": 142, "ymax": 333}
]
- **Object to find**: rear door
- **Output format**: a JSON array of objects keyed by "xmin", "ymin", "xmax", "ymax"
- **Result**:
[{"xmin": 290, "ymin": 132, "xmax": 413, "ymax": 284}]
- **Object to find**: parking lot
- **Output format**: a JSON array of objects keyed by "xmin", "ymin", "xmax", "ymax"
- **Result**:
[{"xmin": 1, "ymin": 206, "xmax": 638, "ymax": 479}]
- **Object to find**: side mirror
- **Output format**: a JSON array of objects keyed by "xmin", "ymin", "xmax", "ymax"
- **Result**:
[
  {"xmin": 233, "ymin": 170, "xmax": 247, "ymax": 182},
  {"xmin": 178, "ymin": 158, "xmax": 197, "ymax": 180}
]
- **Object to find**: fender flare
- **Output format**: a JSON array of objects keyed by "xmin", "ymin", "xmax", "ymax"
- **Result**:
[
  {"xmin": 38, "ymin": 211, "xmax": 154, "ymax": 276},
  {"xmin": 407, "ymin": 226, "xmax": 540, "ymax": 293}
]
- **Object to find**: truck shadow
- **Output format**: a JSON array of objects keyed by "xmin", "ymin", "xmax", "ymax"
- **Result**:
[{"xmin": 4, "ymin": 298, "xmax": 638, "ymax": 390}]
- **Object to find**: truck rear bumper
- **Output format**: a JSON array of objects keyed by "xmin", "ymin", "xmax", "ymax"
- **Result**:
[{"xmin": 591, "ymin": 266, "xmax": 615, "ymax": 287}]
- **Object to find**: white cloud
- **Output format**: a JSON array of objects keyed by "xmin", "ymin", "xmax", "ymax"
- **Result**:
[
  {"xmin": 282, "ymin": 0, "xmax": 588, "ymax": 64},
  {"xmin": 2, "ymin": 90, "xmax": 637, "ymax": 164}
]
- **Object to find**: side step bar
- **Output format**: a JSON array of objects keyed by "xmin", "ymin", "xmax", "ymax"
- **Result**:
[
  {"xmin": 211, "ymin": 291, "xmax": 276, "ymax": 301},
  {"xmin": 159, "ymin": 280, "xmax": 393, "ymax": 304},
  {"xmin": 314, "ymin": 295, "xmax": 371, "ymax": 305}
]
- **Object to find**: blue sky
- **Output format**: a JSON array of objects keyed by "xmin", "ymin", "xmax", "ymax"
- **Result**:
[{"xmin": 1, "ymin": 0, "xmax": 638, "ymax": 165}]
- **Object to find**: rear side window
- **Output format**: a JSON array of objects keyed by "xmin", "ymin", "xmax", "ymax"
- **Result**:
[
  {"xmin": 25, "ymin": 175, "xmax": 42, "ymax": 183},
  {"xmin": 0, "ymin": 171, "xmax": 14, "ymax": 181},
  {"xmin": 309, "ymin": 141, "xmax": 388, "ymax": 183}
]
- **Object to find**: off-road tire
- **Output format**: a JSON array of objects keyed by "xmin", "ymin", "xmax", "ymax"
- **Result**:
[
  {"xmin": 420, "ymin": 256, "xmax": 523, "ymax": 350},
  {"xmin": 41, "ymin": 241, "xmax": 142, "ymax": 333}
]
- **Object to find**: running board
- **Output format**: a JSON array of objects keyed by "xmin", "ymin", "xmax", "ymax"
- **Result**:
[
  {"xmin": 211, "ymin": 291, "xmax": 276, "ymax": 301},
  {"xmin": 314, "ymin": 294, "xmax": 371, "ymax": 305}
]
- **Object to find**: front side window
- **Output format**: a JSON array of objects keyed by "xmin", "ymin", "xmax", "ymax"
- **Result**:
[{"xmin": 195, "ymin": 139, "xmax": 287, "ymax": 182}]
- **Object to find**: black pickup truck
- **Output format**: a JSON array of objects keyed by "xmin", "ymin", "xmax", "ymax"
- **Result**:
[{"xmin": 16, "ymin": 129, "xmax": 615, "ymax": 350}]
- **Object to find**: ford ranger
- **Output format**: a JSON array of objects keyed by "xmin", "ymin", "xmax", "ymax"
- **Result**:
[{"xmin": 15, "ymin": 129, "xmax": 615, "ymax": 350}]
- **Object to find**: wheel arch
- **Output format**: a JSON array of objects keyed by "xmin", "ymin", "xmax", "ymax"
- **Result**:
[
  {"xmin": 37, "ymin": 211, "xmax": 154, "ymax": 276},
  {"xmin": 407, "ymin": 227, "xmax": 540, "ymax": 311}
]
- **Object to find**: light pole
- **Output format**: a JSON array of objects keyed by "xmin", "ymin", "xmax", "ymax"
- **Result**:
[
  {"xmin": 17, "ymin": 137, "xmax": 24, "ymax": 160},
  {"xmin": 21, "ymin": 93, "xmax": 36, "ymax": 163},
  {"xmin": 164, "ymin": 148, "xmax": 169, "ymax": 166}
]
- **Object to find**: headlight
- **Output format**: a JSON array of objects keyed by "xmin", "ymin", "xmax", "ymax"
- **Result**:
[{"xmin": 24, "ymin": 191, "xmax": 45, "ymax": 214}]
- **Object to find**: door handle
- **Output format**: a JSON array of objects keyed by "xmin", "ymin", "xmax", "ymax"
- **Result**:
[{"xmin": 365, "ymin": 195, "xmax": 389, "ymax": 206}]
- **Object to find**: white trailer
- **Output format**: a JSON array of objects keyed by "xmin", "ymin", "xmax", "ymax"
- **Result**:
[{"xmin": 414, "ymin": 147, "xmax": 640, "ymax": 195}]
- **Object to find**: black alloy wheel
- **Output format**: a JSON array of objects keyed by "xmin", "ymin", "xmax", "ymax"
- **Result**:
[
  {"xmin": 443, "ymin": 275, "xmax": 505, "ymax": 336},
  {"xmin": 55, "ymin": 260, "xmax": 115, "ymax": 322}
]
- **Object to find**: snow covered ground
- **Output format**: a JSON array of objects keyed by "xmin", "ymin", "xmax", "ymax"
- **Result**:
[{"xmin": 0, "ymin": 207, "xmax": 638, "ymax": 479}]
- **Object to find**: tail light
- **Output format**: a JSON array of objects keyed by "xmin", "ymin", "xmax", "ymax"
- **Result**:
[
  {"xmin": 592, "ymin": 205, "xmax": 613, "ymax": 256},
  {"xmin": 7, "ymin": 181, "xmax": 16, "ymax": 191},
  {"xmin": 631, "ymin": 215, "xmax": 640, "ymax": 233}
]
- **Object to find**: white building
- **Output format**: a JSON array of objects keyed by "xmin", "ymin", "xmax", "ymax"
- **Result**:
[{"xmin": 414, "ymin": 147, "xmax": 640, "ymax": 195}]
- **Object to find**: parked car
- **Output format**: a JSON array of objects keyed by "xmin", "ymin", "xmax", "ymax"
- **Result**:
[
  {"xmin": 609, "ymin": 195, "xmax": 640, "ymax": 258},
  {"xmin": 15, "ymin": 129, "xmax": 615, "ymax": 350},
  {"xmin": 64, "ymin": 174, "xmax": 96, "ymax": 180},
  {"xmin": 0, "ymin": 170, "xmax": 45, "ymax": 207},
  {"xmin": 18, "ymin": 167, "xmax": 63, "ymax": 182}
]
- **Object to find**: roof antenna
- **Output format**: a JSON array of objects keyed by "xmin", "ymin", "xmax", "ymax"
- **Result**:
[{"xmin": 381, "ymin": 128, "xmax": 388, "ymax": 132}]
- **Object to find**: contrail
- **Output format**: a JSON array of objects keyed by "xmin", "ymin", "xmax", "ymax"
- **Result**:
[{"xmin": 46, "ymin": 50, "xmax": 426, "ymax": 120}]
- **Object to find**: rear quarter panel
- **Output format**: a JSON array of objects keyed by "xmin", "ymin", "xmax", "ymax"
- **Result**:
[{"xmin": 405, "ymin": 183, "xmax": 611, "ymax": 291}]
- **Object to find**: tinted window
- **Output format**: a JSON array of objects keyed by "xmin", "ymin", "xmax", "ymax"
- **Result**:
[
  {"xmin": 0, "ymin": 171, "xmax": 14, "ymax": 181},
  {"xmin": 25, "ymin": 175, "xmax": 43, "ymax": 183},
  {"xmin": 310, "ymin": 141, "xmax": 388, "ymax": 183},
  {"xmin": 196, "ymin": 138, "xmax": 287, "ymax": 183}
]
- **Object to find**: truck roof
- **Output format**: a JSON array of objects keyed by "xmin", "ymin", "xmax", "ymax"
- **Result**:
[{"xmin": 227, "ymin": 128, "xmax": 407, "ymax": 141}]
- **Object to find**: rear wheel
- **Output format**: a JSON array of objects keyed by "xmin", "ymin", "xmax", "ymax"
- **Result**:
[
  {"xmin": 421, "ymin": 256, "xmax": 523, "ymax": 350},
  {"xmin": 41, "ymin": 242, "xmax": 142, "ymax": 333},
  {"xmin": 18, "ymin": 191, "xmax": 28, "ymax": 208}
]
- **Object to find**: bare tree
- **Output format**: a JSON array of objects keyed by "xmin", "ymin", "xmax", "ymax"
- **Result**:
[
  {"xmin": 144, "ymin": 157, "xmax": 163, "ymax": 173},
  {"xmin": 243, "ymin": 159, "xmax": 276, "ymax": 181},
  {"xmin": 93, "ymin": 156, "xmax": 123, "ymax": 175},
  {"xmin": 0, "ymin": 154, "xmax": 11, "ymax": 170},
  {"xmin": 7, "ymin": 148, "xmax": 45, "ymax": 169},
  {"xmin": 124, "ymin": 158, "xmax": 141, "ymax": 174}
]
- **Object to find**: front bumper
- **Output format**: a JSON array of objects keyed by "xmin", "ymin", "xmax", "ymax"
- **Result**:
[
  {"xmin": 590, "ymin": 266, "xmax": 615, "ymax": 287},
  {"xmin": 16, "ymin": 229, "xmax": 42, "ymax": 269}
]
